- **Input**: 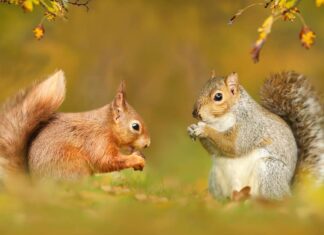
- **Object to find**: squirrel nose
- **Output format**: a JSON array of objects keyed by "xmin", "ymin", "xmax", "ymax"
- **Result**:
[
  {"xmin": 192, "ymin": 108, "xmax": 201, "ymax": 119},
  {"xmin": 144, "ymin": 139, "xmax": 151, "ymax": 148},
  {"xmin": 192, "ymin": 108, "xmax": 198, "ymax": 118}
]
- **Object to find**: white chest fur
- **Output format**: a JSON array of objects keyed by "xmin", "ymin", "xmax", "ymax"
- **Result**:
[
  {"xmin": 209, "ymin": 148, "xmax": 270, "ymax": 198},
  {"xmin": 208, "ymin": 112, "xmax": 236, "ymax": 132}
]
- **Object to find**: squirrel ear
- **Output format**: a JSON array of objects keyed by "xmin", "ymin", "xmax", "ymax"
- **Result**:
[
  {"xmin": 226, "ymin": 72, "xmax": 239, "ymax": 95},
  {"xmin": 211, "ymin": 70, "xmax": 216, "ymax": 79},
  {"xmin": 117, "ymin": 80, "xmax": 126, "ymax": 95},
  {"xmin": 113, "ymin": 80, "xmax": 126, "ymax": 106},
  {"xmin": 112, "ymin": 81, "xmax": 127, "ymax": 120}
]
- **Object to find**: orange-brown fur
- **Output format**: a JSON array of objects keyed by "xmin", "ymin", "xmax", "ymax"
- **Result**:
[{"xmin": 0, "ymin": 71, "xmax": 150, "ymax": 182}]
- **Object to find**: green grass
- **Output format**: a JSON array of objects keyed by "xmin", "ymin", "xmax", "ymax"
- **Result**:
[
  {"xmin": 0, "ymin": 1, "xmax": 323, "ymax": 234},
  {"xmin": 1, "ymin": 133, "xmax": 324, "ymax": 235},
  {"xmin": 1, "ymin": 154, "xmax": 324, "ymax": 235}
]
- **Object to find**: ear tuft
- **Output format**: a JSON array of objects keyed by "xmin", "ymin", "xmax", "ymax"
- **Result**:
[
  {"xmin": 211, "ymin": 70, "xmax": 216, "ymax": 79},
  {"xmin": 117, "ymin": 80, "xmax": 126, "ymax": 95},
  {"xmin": 112, "ymin": 81, "xmax": 127, "ymax": 120},
  {"xmin": 226, "ymin": 72, "xmax": 239, "ymax": 95}
]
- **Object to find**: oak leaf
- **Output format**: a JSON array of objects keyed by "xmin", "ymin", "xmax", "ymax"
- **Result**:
[
  {"xmin": 299, "ymin": 27, "xmax": 316, "ymax": 49},
  {"xmin": 33, "ymin": 24, "xmax": 45, "ymax": 40}
]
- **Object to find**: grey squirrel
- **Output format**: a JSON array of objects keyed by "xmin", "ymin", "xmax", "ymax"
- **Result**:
[
  {"xmin": 188, "ymin": 71, "xmax": 323, "ymax": 200},
  {"xmin": 0, "ymin": 70, "xmax": 150, "ymax": 182}
]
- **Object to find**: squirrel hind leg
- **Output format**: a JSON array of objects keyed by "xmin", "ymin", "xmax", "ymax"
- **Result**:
[{"xmin": 252, "ymin": 157, "xmax": 292, "ymax": 200}]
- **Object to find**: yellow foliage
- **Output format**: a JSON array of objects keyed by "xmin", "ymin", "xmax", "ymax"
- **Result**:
[
  {"xmin": 316, "ymin": 0, "xmax": 324, "ymax": 7},
  {"xmin": 277, "ymin": 0, "xmax": 300, "ymax": 9},
  {"xmin": 9, "ymin": 0, "xmax": 20, "ymax": 5},
  {"xmin": 231, "ymin": 0, "xmax": 318, "ymax": 62},
  {"xmin": 258, "ymin": 16, "xmax": 274, "ymax": 40},
  {"xmin": 251, "ymin": 16, "xmax": 274, "ymax": 62},
  {"xmin": 22, "ymin": 1, "xmax": 33, "ymax": 11},
  {"xmin": 300, "ymin": 27, "xmax": 316, "ymax": 49},
  {"xmin": 22, "ymin": 0, "xmax": 39, "ymax": 12},
  {"xmin": 44, "ymin": 11, "xmax": 56, "ymax": 21},
  {"xmin": 282, "ymin": 7, "xmax": 299, "ymax": 21},
  {"xmin": 0, "ymin": 0, "xmax": 91, "ymax": 40},
  {"xmin": 33, "ymin": 24, "xmax": 45, "ymax": 40}
]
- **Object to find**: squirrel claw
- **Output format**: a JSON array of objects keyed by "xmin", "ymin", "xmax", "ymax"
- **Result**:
[
  {"xmin": 187, "ymin": 124, "xmax": 197, "ymax": 140},
  {"xmin": 188, "ymin": 123, "xmax": 206, "ymax": 140},
  {"xmin": 131, "ymin": 153, "xmax": 145, "ymax": 171},
  {"xmin": 133, "ymin": 165, "xmax": 144, "ymax": 171}
]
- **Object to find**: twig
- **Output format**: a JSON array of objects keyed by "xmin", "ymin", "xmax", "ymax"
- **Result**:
[
  {"xmin": 67, "ymin": 0, "xmax": 91, "ymax": 11},
  {"xmin": 229, "ymin": 2, "xmax": 265, "ymax": 25},
  {"xmin": 296, "ymin": 11, "xmax": 307, "ymax": 27}
]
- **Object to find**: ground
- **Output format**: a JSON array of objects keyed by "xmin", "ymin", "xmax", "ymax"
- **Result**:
[{"xmin": 1, "ymin": 167, "xmax": 324, "ymax": 235}]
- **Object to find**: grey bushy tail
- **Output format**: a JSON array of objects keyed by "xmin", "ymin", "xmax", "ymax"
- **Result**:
[
  {"xmin": 260, "ymin": 71, "xmax": 324, "ymax": 183},
  {"xmin": 0, "ymin": 71, "xmax": 66, "ymax": 180}
]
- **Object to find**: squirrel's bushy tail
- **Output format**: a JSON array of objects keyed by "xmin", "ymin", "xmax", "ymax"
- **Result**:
[
  {"xmin": 0, "ymin": 71, "xmax": 66, "ymax": 180},
  {"xmin": 260, "ymin": 71, "xmax": 324, "ymax": 183}
]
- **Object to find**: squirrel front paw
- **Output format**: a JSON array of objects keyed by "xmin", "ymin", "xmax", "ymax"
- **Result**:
[
  {"xmin": 131, "ymin": 152, "xmax": 146, "ymax": 171},
  {"xmin": 187, "ymin": 122, "xmax": 207, "ymax": 140}
]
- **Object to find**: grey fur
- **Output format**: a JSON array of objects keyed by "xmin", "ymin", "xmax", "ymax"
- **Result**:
[
  {"xmin": 261, "ymin": 71, "xmax": 324, "ymax": 183},
  {"xmin": 189, "ymin": 75, "xmax": 299, "ymax": 200},
  {"xmin": 223, "ymin": 88, "xmax": 295, "ymax": 199}
]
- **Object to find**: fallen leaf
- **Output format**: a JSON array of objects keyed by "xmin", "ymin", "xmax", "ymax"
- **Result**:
[
  {"xmin": 232, "ymin": 186, "xmax": 251, "ymax": 202},
  {"xmin": 134, "ymin": 193, "xmax": 169, "ymax": 203},
  {"xmin": 134, "ymin": 193, "xmax": 148, "ymax": 201},
  {"xmin": 101, "ymin": 185, "xmax": 131, "ymax": 195}
]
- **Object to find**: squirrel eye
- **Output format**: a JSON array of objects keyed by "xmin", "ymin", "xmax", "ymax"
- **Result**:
[
  {"xmin": 214, "ymin": 92, "xmax": 223, "ymax": 102},
  {"xmin": 131, "ymin": 122, "xmax": 140, "ymax": 132}
]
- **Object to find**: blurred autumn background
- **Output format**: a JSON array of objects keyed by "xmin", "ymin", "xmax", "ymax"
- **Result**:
[{"xmin": 0, "ymin": 1, "xmax": 324, "ymax": 235}]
